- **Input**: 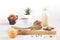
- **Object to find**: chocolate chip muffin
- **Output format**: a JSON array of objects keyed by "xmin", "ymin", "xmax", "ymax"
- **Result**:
[{"xmin": 8, "ymin": 14, "xmax": 18, "ymax": 25}]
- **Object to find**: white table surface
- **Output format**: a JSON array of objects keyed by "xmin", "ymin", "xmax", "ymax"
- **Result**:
[{"xmin": 0, "ymin": 21, "xmax": 60, "ymax": 40}]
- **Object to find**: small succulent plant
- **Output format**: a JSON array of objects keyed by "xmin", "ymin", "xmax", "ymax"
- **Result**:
[{"xmin": 24, "ymin": 8, "xmax": 31, "ymax": 15}]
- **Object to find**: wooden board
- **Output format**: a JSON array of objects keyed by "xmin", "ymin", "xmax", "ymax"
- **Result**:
[
  {"xmin": 12, "ymin": 27, "xmax": 56, "ymax": 35},
  {"xmin": 26, "ymin": 30, "xmax": 56, "ymax": 35}
]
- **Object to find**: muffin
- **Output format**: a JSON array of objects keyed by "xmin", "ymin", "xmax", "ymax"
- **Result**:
[
  {"xmin": 8, "ymin": 28, "xmax": 17, "ymax": 38},
  {"xmin": 8, "ymin": 14, "xmax": 18, "ymax": 25},
  {"xmin": 29, "ymin": 20, "xmax": 42, "ymax": 30},
  {"xmin": 33, "ymin": 20, "xmax": 42, "ymax": 25}
]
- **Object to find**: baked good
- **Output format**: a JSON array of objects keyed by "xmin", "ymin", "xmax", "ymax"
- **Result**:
[
  {"xmin": 33, "ymin": 20, "xmax": 42, "ymax": 25},
  {"xmin": 8, "ymin": 14, "xmax": 18, "ymax": 25},
  {"xmin": 8, "ymin": 28, "xmax": 17, "ymax": 38},
  {"xmin": 28, "ymin": 20, "xmax": 42, "ymax": 30}
]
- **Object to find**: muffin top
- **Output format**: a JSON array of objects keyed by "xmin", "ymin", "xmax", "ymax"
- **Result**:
[{"xmin": 8, "ymin": 14, "xmax": 18, "ymax": 20}]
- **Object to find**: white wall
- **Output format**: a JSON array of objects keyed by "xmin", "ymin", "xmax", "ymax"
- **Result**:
[
  {"xmin": 48, "ymin": 0, "xmax": 60, "ymax": 26},
  {"xmin": 0, "ymin": 0, "xmax": 60, "ymax": 25}
]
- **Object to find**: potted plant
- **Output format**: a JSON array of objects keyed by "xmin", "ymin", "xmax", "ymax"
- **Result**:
[
  {"xmin": 21, "ymin": 8, "xmax": 31, "ymax": 21},
  {"xmin": 24, "ymin": 8, "xmax": 31, "ymax": 15},
  {"xmin": 24, "ymin": 8, "xmax": 31, "ymax": 18},
  {"xmin": 20, "ymin": 8, "xmax": 31, "ymax": 28}
]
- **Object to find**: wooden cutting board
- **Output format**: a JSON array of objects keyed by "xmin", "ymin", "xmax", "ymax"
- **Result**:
[{"xmin": 12, "ymin": 27, "xmax": 56, "ymax": 35}]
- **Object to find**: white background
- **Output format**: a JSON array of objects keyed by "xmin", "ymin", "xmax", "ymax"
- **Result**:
[
  {"xmin": 0, "ymin": 0, "xmax": 60, "ymax": 25},
  {"xmin": 0, "ymin": 0, "xmax": 60, "ymax": 40}
]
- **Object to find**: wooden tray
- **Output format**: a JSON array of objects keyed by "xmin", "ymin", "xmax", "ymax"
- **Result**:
[{"xmin": 12, "ymin": 27, "xmax": 56, "ymax": 35}]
